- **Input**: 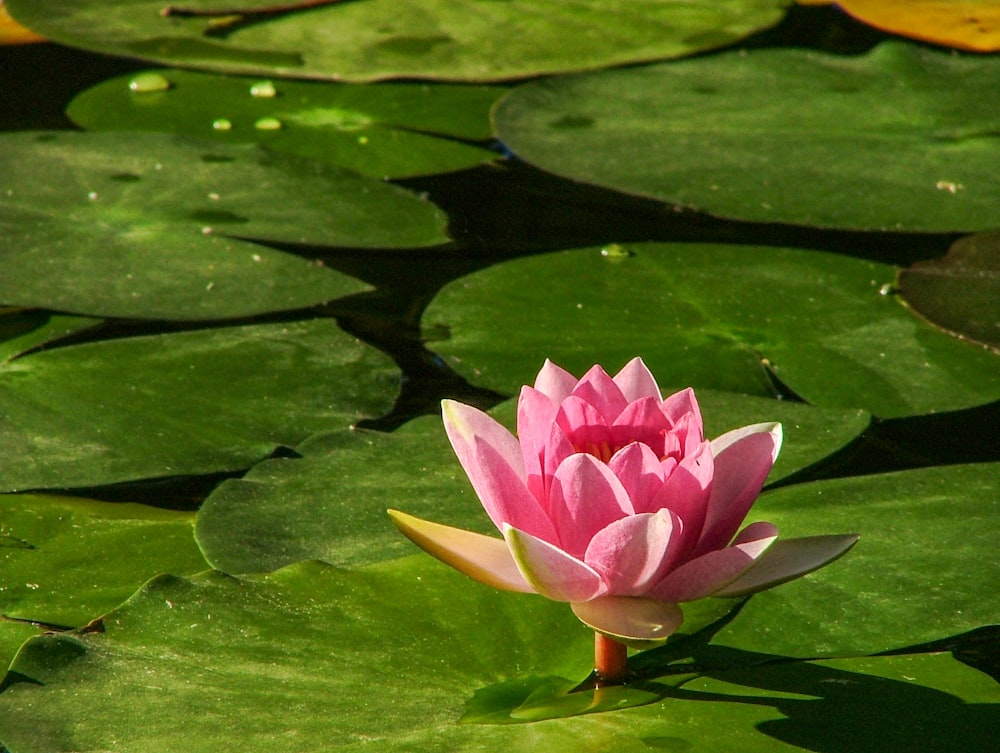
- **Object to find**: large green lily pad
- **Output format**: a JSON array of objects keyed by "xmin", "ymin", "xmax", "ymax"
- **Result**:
[
  {"xmin": 0, "ymin": 558, "xmax": 995, "ymax": 752},
  {"xmin": 196, "ymin": 395, "xmax": 868, "ymax": 574},
  {"xmin": 0, "ymin": 319, "xmax": 398, "ymax": 492},
  {"xmin": 0, "ymin": 493, "xmax": 207, "ymax": 670},
  {"xmin": 67, "ymin": 69, "xmax": 503, "ymax": 179},
  {"xmin": 897, "ymin": 231, "xmax": 1000, "ymax": 350},
  {"xmin": 724, "ymin": 461, "xmax": 1000, "ymax": 656},
  {"xmin": 5, "ymin": 0, "xmax": 790, "ymax": 82},
  {"xmin": 0, "ymin": 311, "xmax": 100, "ymax": 363},
  {"xmin": 494, "ymin": 42, "xmax": 1000, "ymax": 231},
  {"xmin": 423, "ymin": 242, "xmax": 1000, "ymax": 417},
  {"xmin": 0, "ymin": 131, "xmax": 448, "ymax": 320}
]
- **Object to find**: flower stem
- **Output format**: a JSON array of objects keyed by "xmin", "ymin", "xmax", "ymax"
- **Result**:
[{"xmin": 594, "ymin": 633, "xmax": 628, "ymax": 685}]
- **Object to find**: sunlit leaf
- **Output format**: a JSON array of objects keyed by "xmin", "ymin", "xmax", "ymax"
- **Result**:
[
  {"xmin": 0, "ymin": 493, "xmax": 207, "ymax": 669},
  {"xmin": 0, "ymin": 319, "xmax": 398, "ymax": 491},
  {"xmin": 67, "ymin": 69, "xmax": 503, "ymax": 178},
  {"xmin": 423, "ymin": 243, "xmax": 1000, "ymax": 417},
  {"xmin": 897, "ymin": 231, "xmax": 1000, "ymax": 350},
  {"xmin": 494, "ymin": 42, "xmax": 1000, "ymax": 231},
  {"xmin": 0, "ymin": 558, "xmax": 996, "ymax": 750},
  {"xmin": 0, "ymin": 131, "xmax": 448, "ymax": 319},
  {"xmin": 5, "ymin": 0, "xmax": 791, "ymax": 82},
  {"xmin": 0, "ymin": 311, "xmax": 99, "ymax": 362}
]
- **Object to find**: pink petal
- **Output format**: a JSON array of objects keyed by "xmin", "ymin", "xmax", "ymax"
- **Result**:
[
  {"xmin": 442, "ymin": 399, "xmax": 525, "ymax": 479},
  {"xmin": 504, "ymin": 525, "xmax": 606, "ymax": 602},
  {"xmin": 649, "ymin": 521, "xmax": 778, "ymax": 602},
  {"xmin": 660, "ymin": 387, "xmax": 703, "ymax": 427},
  {"xmin": 713, "ymin": 533, "xmax": 860, "ymax": 597},
  {"xmin": 613, "ymin": 357, "xmax": 662, "ymax": 402},
  {"xmin": 612, "ymin": 396, "xmax": 674, "ymax": 455},
  {"xmin": 548, "ymin": 453, "xmax": 634, "ymax": 557},
  {"xmin": 388, "ymin": 510, "xmax": 534, "ymax": 593},
  {"xmin": 571, "ymin": 597, "xmax": 683, "ymax": 647},
  {"xmin": 442, "ymin": 400, "xmax": 560, "ymax": 541},
  {"xmin": 556, "ymin": 394, "xmax": 609, "ymax": 443},
  {"xmin": 649, "ymin": 440, "xmax": 713, "ymax": 547},
  {"xmin": 607, "ymin": 442, "xmax": 665, "ymax": 513},
  {"xmin": 471, "ymin": 438, "xmax": 561, "ymax": 543},
  {"xmin": 693, "ymin": 422, "xmax": 782, "ymax": 557},
  {"xmin": 533, "ymin": 359, "xmax": 579, "ymax": 402},
  {"xmin": 571, "ymin": 364, "xmax": 629, "ymax": 421},
  {"xmin": 539, "ymin": 421, "xmax": 577, "ymax": 504},
  {"xmin": 583, "ymin": 510, "xmax": 683, "ymax": 596},
  {"xmin": 669, "ymin": 411, "xmax": 705, "ymax": 455},
  {"xmin": 516, "ymin": 386, "xmax": 560, "ymax": 485}
]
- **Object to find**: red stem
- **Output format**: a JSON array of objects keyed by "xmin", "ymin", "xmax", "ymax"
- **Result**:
[{"xmin": 594, "ymin": 632, "xmax": 628, "ymax": 685}]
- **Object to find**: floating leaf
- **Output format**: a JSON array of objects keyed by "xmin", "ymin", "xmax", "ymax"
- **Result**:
[
  {"xmin": 800, "ymin": 0, "xmax": 1000, "ymax": 52},
  {"xmin": 5, "ymin": 0, "xmax": 790, "ymax": 82},
  {"xmin": 67, "ymin": 69, "xmax": 503, "ymax": 178},
  {"xmin": 0, "ymin": 558, "xmax": 996, "ymax": 751},
  {"xmin": 897, "ymin": 231, "xmax": 1000, "ymax": 349},
  {"xmin": 0, "ymin": 319, "xmax": 398, "ymax": 491},
  {"xmin": 494, "ymin": 42, "xmax": 1000, "ymax": 231},
  {"xmin": 0, "ymin": 493, "xmax": 207, "ymax": 669},
  {"xmin": 0, "ymin": 311, "xmax": 99, "ymax": 362},
  {"xmin": 196, "ymin": 396, "xmax": 868, "ymax": 574},
  {"xmin": 423, "ymin": 243, "xmax": 1000, "ymax": 417},
  {"xmin": 0, "ymin": 131, "xmax": 448, "ymax": 319},
  {"xmin": 722, "ymin": 461, "xmax": 1000, "ymax": 656}
]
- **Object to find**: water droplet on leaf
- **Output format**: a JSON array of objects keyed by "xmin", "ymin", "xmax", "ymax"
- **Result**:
[
  {"xmin": 212, "ymin": 119, "xmax": 233, "ymax": 131},
  {"xmin": 254, "ymin": 117, "xmax": 282, "ymax": 131},
  {"xmin": 128, "ymin": 72, "xmax": 171, "ymax": 93},
  {"xmin": 250, "ymin": 80, "xmax": 277, "ymax": 98}
]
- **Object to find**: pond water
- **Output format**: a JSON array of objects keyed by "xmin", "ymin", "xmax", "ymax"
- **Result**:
[{"xmin": 0, "ymin": 6, "xmax": 998, "ymax": 752}]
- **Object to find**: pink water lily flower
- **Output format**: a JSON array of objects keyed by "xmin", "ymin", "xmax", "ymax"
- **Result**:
[{"xmin": 390, "ymin": 358, "xmax": 857, "ymax": 678}]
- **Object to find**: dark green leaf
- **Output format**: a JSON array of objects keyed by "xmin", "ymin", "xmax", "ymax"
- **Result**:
[
  {"xmin": 67, "ymin": 70, "xmax": 503, "ymax": 179},
  {"xmin": 0, "ymin": 320, "xmax": 398, "ymax": 491},
  {"xmin": 423, "ymin": 242, "xmax": 1000, "ymax": 416},
  {"xmin": 6, "ymin": 0, "xmax": 790, "ymax": 82},
  {"xmin": 0, "ymin": 131, "xmax": 448, "ymax": 319},
  {"xmin": 898, "ymin": 231, "xmax": 1000, "ymax": 349},
  {"xmin": 495, "ymin": 43, "xmax": 1000, "ymax": 231}
]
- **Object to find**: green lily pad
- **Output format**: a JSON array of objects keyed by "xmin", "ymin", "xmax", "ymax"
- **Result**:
[
  {"xmin": 494, "ymin": 42, "xmax": 1000, "ymax": 231},
  {"xmin": 0, "ymin": 493, "xmax": 207, "ymax": 670},
  {"xmin": 67, "ymin": 69, "xmax": 503, "ymax": 179},
  {"xmin": 0, "ymin": 311, "xmax": 100, "ymax": 363},
  {"xmin": 0, "ymin": 319, "xmax": 398, "ymax": 492},
  {"xmin": 0, "ymin": 558, "xmax": 995, "ymax": 751},
  {"xmin": 423, "ymin": 242, "xmax": 1000, "ymax": 417},
  {"xmin": 0, "ymin": 130, "xmax": 448, "ymax": 320},
  {"xmin": 196, "ymin": 395, "xmax": 868, "ymax": 575},
  {"xmin": 725, "ymin": 461, "xmax": 1000, "ymax": 656},
  {"xmin": 5, "ymin": 0, "xmax": 790, "ymax": 82},
  {"xmin": 897, "ymin": 231, "xmax": 1000, "ymax": 350}
]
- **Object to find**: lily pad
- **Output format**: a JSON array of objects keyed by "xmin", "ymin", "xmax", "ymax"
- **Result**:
[
  {"xmin": 5, "ymin": 0, "xmax": 790, "ymax": 82},
  {"xmin": 897, "ymin": 231, "xmax": 1000, "ymax": 349},
  {"xmin": 67, "ymin": 69, "xmax": 503, "ymax": 179},
  {"xmin": 724, "ymin": 461, "xmax": 1000, "ymax": 656},
  {"xmin": 494, "ymin": 42, "xmax": 1000, "ymax": 231},
  {"xmin": 0, "ymin": 131, "xmax": 448, "ymax": 320},
  {"xmin": 0, "ymin": 493, "xmax": 207, "ymax": 670},
  {"xmin": 196, "ymin": 395, "xmax": 868, "ymax": 575},
  {"xmin": 423, "ymin": 242, "xmax": 1000, "ymax": 417},
  {"xmin": 0, "ymin": 558, "xmax": 996, "ymax": 751},
  {"xmin": 0, "ymin": 319, "xmax": 398, "ymax": 492},
  {"xmin": 0, "ymin": 311, "xmax": 100, "ymax": 362}
]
